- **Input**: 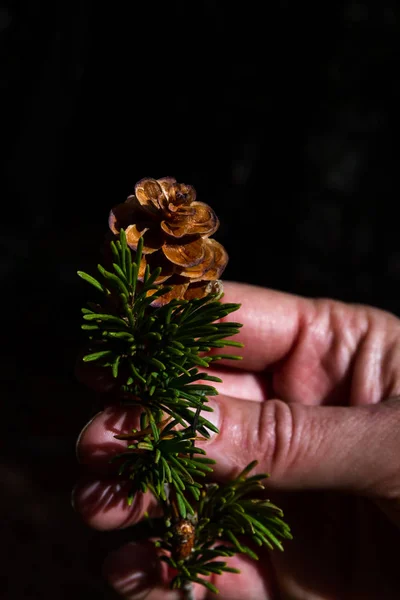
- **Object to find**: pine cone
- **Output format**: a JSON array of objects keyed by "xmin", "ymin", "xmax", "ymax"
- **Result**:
[{"xmin": 109, "ymin": 177, "xmax": 228, "ymax": 306}]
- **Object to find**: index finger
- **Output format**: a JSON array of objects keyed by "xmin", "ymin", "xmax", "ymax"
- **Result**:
[
  {"xmin": 219, "ymin": 281, "xmax": 312, "ymax": 371},
  {"xmin": 76, "ymin": 281, "xmax": 312, "ymax": 389}
]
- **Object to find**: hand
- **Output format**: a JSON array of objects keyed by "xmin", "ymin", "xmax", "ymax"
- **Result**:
[{"xmin": 73, "ymin": 281, "xmax": 400, "ymax": 599}]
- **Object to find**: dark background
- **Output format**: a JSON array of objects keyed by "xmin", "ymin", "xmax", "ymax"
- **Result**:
[{"xmin": 2, "ymin": 2, "xmax": 400, "ymax": 598}]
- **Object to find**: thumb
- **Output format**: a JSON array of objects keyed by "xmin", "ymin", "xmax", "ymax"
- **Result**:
[{"xmin": 202, "ymin": 396, "xmax": 400, "ymax": 499}]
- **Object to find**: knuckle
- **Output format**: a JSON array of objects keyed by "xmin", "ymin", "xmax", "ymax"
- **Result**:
[{"xmin": 254, "ymin": 399, "xmax": 297, "ymax": 477}]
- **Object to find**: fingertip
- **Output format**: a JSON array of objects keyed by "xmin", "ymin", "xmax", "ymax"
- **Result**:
[
  {"xmin": 72, "ymin": 478, "xmax": 153, "ymax": 530},
  {"xmin": 214, "ymin": 281, "xmax": 308, "ymax": 372},
  {"xmin": 75, "ymin": 410, "xmax": 104, "ymax": 461},
  {"xmin": 103, "ymin": 542, "xmax": 162, "ymax": 600},
  {"xmin": 103, "ymin": 543, "xmax": 276, "ymax": 600},
  {"xmin": 76, "ymin": 405, "xmax": 141, "ymax": 471}
]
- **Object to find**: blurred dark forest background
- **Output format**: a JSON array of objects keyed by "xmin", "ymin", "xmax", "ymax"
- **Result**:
[{"xmin": 2, "ymin": 1, "xmax": 400, "ymax": 598}]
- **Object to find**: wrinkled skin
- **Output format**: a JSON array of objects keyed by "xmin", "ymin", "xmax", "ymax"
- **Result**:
[{"xmin": 73, "ymin": 282, "xmax": 400, "ymax": 600}]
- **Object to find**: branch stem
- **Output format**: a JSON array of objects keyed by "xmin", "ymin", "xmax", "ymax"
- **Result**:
[{"xmin": 182, "ymin": 580, "xmax": 195, "ymax": 600}]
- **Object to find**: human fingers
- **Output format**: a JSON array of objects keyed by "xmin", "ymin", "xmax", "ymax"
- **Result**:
[
  {"xmin": 76, "ymin": 406, "xmax": 141, "ymax": 472},
  {"xmin": 73, "ymin": 406, "xmax": 159, "ymax": 530},
  {"xmin": 76, "ymin": 281, "xmax": 311, "ymax": 380},
  {"xmin": 76, "ymin": 281, "xmax": 400, "ymax": 407},
  {"xmin": 76, "ymin": 360, "xmax": 269, "ymax": 402},
  {"xmin": 74, "ymin": 391, "xmax": 400, "ymax": 529},
  {"xmin": 103, "ymin": 541, "xmax": 277, "ymax": 600},
  {"xmin": 215, "ymin": 281, "xmax": 315, "ymax": 371},
  {"xmin": 75, "ymin": 280, "xmax": 325, "ymax": 390},
  {"xmin": 75, "ymin": 394, "xmax": 400, "ymax": 529},
  {"xmin": 219, "ymin": 282, "xmax": 400, "ymax": 407},
  {"xmin": 72, "ymin": 477, "xmax": 158, "ymax": 531},
  {"xmin": 200, "ymin": 394, "xmax": 400, "ymax": 520},
  {"xmin": 74, "ymin": 408, "xmax": 279, "ymax": 598},
  {"xmin": 197, "ymin": 365, "xmax": 269, "ymax": 401},
  {"xmin": 220, "ymin": 281, "xmax": 400, "ymax": 374}
]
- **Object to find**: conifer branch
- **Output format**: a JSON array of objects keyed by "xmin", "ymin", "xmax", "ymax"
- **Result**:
[{"xmin": 77, "ymin": 178, "xmax": 292, "ymax": 595}]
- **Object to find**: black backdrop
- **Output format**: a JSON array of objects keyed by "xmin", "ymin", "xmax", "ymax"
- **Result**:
[{"xmin": 2, "ymin": 2, "xmax": 400, "ymax": 598}]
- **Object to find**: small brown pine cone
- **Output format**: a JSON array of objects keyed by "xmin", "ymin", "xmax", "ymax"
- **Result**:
[{"xmin": 109, "ymin": 177, "xmax": 228, "ymax": 305}]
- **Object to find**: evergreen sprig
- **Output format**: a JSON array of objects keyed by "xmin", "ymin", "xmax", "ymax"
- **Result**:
[
  {"xmin": 197, "ymin": 460, "xmax": 293, "ymax": 553},
  {"xmin": 78, "ymin": 231, "xmax": 243, "ymax": 434},
  {"xmin": 111, "ymin": 418, "xmax": 215, "ymax": 515},
  {"xmin": 78, "ymin": 229, "xmax": 291, "ymax": 595},
  {"xmin": 157, "ymin": 461, "xmax": 293, "ymax": 592}
]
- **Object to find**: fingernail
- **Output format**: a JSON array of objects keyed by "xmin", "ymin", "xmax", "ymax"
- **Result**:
[
  {"xmin": 203, "ymin": 400, "xmax": 220, "ymax": 437},
  {"xmin": 71, "ymin": 479, "xmax": 100, "ymax": 512},
  {"xmin": 75, "ymin": 411, "xmax": 103, "ymax": 462},
  {"xmin": 104, "ymin": 542, "xmax": 160, "ymax": 599}
]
